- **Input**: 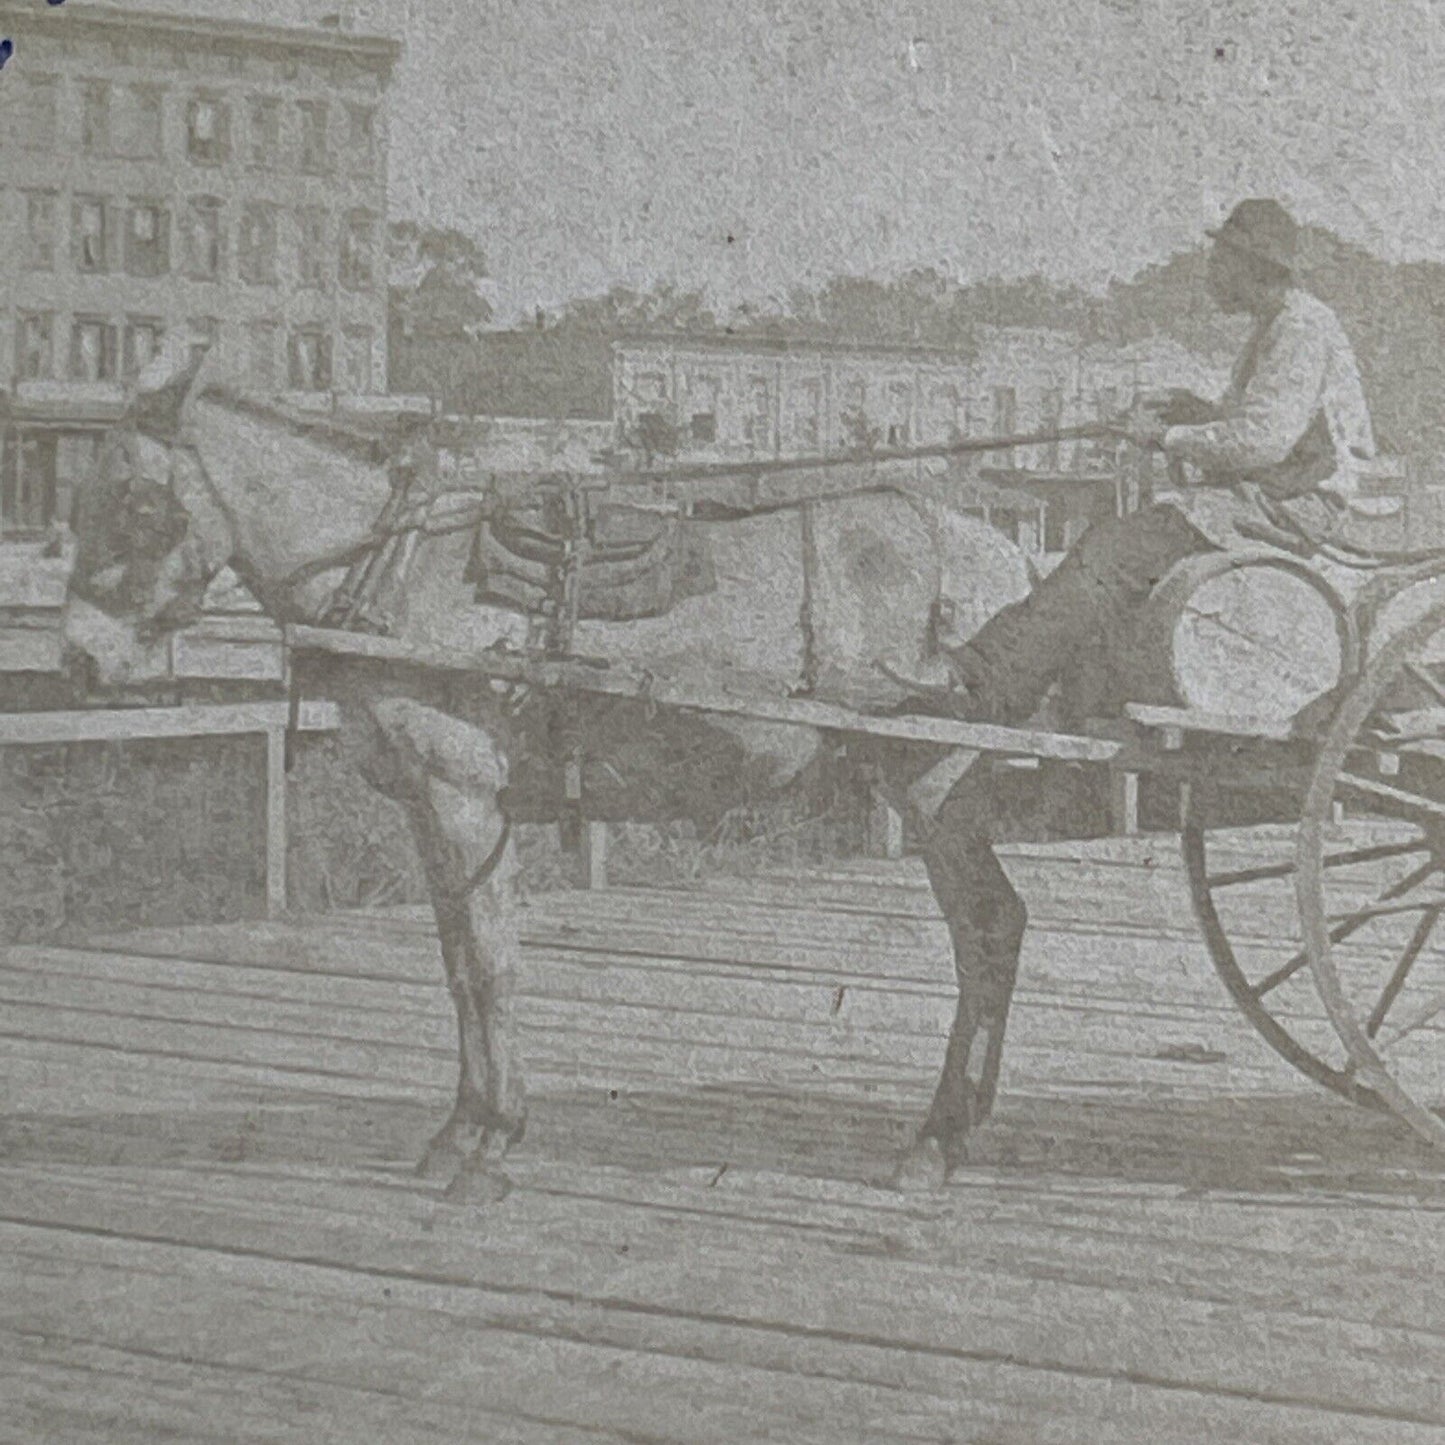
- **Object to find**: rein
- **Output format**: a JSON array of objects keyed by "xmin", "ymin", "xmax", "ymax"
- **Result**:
[
  {"xmin": 261, "ymin": 419, "xmax": 1126, "ymax": 629},
  {"xmin": 166, "ymin": 409, "xmax": 1126, "ymax": 632}
]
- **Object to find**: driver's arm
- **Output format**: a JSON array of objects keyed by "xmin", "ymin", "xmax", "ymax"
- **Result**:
[{"xmin": 1161, "ymin": 310, "xmax": 1327, "ymax": 474}]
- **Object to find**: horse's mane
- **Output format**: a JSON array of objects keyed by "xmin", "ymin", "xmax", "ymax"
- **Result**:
[{"xmin": 196, "ymin": 386, "xmax": 430, "ymax": 467}]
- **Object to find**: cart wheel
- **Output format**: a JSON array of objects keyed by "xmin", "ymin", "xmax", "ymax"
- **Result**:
[
  {"xmin": 1297, "ymin": 601, "xmax": 1445, "ymax": 1151},
  {"xmin": 1182, "ymin": 788, "xmax": 1385, "ymax": 1108}
]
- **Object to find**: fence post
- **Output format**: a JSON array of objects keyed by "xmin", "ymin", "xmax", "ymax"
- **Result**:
[
  {"xmin": 1109, "ymin": 769, "xmax": 1140, "ymax": 836},
  {"xmin": 870, "ymin": 787, "xmax": 905, "ymax": 860},
  {"xmin": 264, "ymin": 723, "xmax": 288, "ymax": 918},
  {"xmin": 582, "ymin": 820, "xmax": 609, "ymax": 890}
]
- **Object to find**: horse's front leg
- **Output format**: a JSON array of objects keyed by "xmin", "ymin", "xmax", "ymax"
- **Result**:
[
  {"xmin": 891, "ymin": 760, "xmax": 1027, "ymax": 1192},
  {"xmin": 367, "ymin": 698, "xmax": 526, "ymax": 1204},
  {"xmin": 409, "ymin": 773, "xmax": 525, "ymax": 1203}
]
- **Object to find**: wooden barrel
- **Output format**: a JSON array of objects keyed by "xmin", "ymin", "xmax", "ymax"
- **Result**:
[{"xmin": 1125, "ymin": 551, "xmax": 1356, "ymax": 723}]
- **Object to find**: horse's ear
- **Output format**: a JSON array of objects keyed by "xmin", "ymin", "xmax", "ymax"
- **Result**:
[{"xmin": 130, "ymin": 342, "xmax": 209, "ymax": 440}]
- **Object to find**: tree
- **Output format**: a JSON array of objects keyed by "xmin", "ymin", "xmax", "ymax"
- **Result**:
[
  {"xmin": 387, "ymin": 222, "xmax": 494, "ymax": 410},
  {"xmin": 547, "ymin": 282, "xmax": 719, "ymax": 336}
]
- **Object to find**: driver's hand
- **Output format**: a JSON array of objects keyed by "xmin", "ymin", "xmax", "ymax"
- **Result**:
[
  {"xmin": 1120, "ymin": 399, "xmax": 1170, "ymax": 449},
  {"xmin": 1146, "ymin": 388, "xmax": 1219, "ymax": 427}
]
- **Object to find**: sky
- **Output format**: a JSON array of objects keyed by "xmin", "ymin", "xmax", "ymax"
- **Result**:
[{"xmin": 95, "ymin": 0, "xmax": 1445, "ymax": 322}]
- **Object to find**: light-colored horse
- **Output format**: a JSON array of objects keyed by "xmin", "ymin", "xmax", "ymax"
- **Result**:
[{"xmin": 62, "ymin": 356, "xmax": 1035, "ymax": 1199}]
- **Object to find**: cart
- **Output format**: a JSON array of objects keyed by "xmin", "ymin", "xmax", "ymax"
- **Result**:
[
  {"xmin": 286, "ymin": 535, "xmax": 1445, "ymax": 1157},
  {"xmin": 259, "ymin": 402, "xmax": 1445, "ymax": 1155}
]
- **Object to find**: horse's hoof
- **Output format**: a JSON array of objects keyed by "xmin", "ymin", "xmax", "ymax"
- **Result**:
[
  {"xmin": 443, "ymin": 1162, "xmax": 512, "ymax": 1206},
  {"xmin": 415, "ymin": 1125, "xmax": 472, "ymax": 1181},
  {"xmin": 415, "ymin": 1144, "xmax": 464, "ymax": 1182},
  {"xmin": 891, "ymin": 1136, "xmax": 950, "ymax": 1193}
]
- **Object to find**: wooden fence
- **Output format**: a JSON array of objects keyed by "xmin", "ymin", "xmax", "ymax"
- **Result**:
[{"xmin": 0, "ymin": 701, "xmax": 339, "ymax": 918}]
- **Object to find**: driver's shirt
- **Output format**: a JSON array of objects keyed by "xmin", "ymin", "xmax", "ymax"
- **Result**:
[{"xmin": 1159, "ymin": 287, "xmax": 1377, "ymax": 550}]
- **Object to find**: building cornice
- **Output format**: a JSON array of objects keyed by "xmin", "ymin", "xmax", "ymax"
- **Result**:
[{"xmin": 0, "ymin": 2, "xmax": 403, "ymax": 68}]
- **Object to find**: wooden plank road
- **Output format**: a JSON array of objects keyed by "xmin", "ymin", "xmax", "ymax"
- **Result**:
[{"xmin": 2, "ymin": 837, "xmax": 1444, "ymax": 1442}]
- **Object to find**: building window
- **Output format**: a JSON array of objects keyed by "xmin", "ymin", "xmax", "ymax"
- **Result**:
[
  {"xmin": 1079, "ymin": 386, "xmax": 1121, "ymax": 470},
  {"xmin": 183, "ymin": 197, "xmax": 224, "ymax": 280},
  {"xmin": 247, "ymin": 95, "xmax": 282, "ymax": 167},
  {"xmin": 73, "ymin": 198, "xmax": 109, "ymax": 273},
  {"xmin": 16, "ymin": 313, "xmax": 53, "ymax": 381},
  {"xmin": 125, "ymin": 202, "xmax": 170, "ymax": 277},
  {"xmin": 81, "ymin": 81, "xmax": 111, "ymax": 154},
  {"xmin": 885, "ymin": 381, "xmax": 912, "ymax": 447},
  {"xmin": 929, "ymin": 384, "xmax": 962, "ymax": 442},
  {"xmin": 238, "ymin": 203, "xmax": 278, "ymax": 284},
  {"xmin": 288, "ymin": 327, "xmax": 332, "ymax": 390},
  {"xmin": 685, "ymin": 374, "xmax": 720, "ymax": 444},
  {"xmin": 838, "ymin": 377, "xmax": 871, "ymax": 448},
  {"xmin": 992, "ymin": 385, "xmax": 1017, "ymax": 437},
  {"xmin": 296, "ymin": 207, "xmax": 328, "ymax": 287},
  {"xmin": 339, "ymin": 210, "xmax": 375, "ymax": 291},
  {"xmin": 70, "ymin": 318, "xmax": 120, "ymax": 383},
  {"xmin": 55, "ymin": 433, "xmax": 102, "ymax": 531},
  {"xmin": 1, "ymin": 434, "xmax": 58, "ymax": 537},
  {"xmin": 1043, "ymin": 505, "xmax": 1070, "ymax": 554},
  {"xmin": 246, "ymin": 320, "xmax": 278, "ymax": 391},
  {"xmin": 186, "ymin": 96, "xmax": 229, "ymax": 163},
  {"xmin": 1040, "ymin": 387, "xmax": 1063, "ymax": 469},
  {"xmin": 13, "ymin": 74, "xmax": 57, "ymax": 151},
  {"xmin": 121, "ymin": 85, "xmax": 165, "ymax": 159},
  {"xmin": 340, "ymin": 328, "xmax": 373, "ymax": 393},
  {"xmin": 744, "ymin": 376, "xmax": 773, "ymax": 451},
  {"xmin": 22, "ymin": 192, "xmax": 56, "ymax": 271},
  {"xmin": 188, "ymin": 316, "xmax": 220, "ymax": 368},
  {"xmin": 344, "ymin": 103, "xmax": 376, "ymax": 174},
  {"xmin": 297, "ymin": 100, "xmax": 328, "ymax": 172},
  {"xmin": 124, "ymin": 318, "xmax": 165, "ymax": 377},
  {"xmin": 788, "ymin": 378, "xmax": 823, "ymax": 450}
]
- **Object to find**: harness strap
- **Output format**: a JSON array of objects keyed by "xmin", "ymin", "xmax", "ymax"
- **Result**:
[{"xmin": 459, "ymin": 812, "xmax": 512, "ymax": 899}]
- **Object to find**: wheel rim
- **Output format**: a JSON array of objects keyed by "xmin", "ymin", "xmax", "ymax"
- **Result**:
[
  {"xmin": 1182, "ymin": 791, "xmax": 1384, "ymax": 1108},
  {"xmin": 1297, "ymin": 601, "xmax": 1445, "ymax": 1151}
]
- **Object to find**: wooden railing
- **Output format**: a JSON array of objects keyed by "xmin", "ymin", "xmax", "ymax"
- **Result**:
[{"xmin": 0, "ymin": 700, "xmax": 339, "ymax": 918}]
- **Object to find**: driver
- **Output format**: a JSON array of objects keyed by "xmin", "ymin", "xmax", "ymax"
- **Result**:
[{"xmin": 919, "ymin": 197, "xmax": 1378, "ymax": 729}]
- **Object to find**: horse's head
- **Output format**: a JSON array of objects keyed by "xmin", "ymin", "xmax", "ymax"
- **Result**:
[{"xmin": 63, "ymin": 343, "xmax": 236, "ymax": 686}]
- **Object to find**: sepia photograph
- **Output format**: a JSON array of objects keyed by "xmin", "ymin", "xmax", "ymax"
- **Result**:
[{"xmin": 1, "ymin": 0, "xmax": 1443, "ymax": 1439}]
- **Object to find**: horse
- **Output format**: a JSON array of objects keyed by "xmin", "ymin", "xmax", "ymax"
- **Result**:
[{"xmin": 61, "ymin": 352, "xmax": 1040, "ymax": 1201}]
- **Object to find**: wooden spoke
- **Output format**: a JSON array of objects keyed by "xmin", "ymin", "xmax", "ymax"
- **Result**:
[
  {"xmin": 1380, "ymin": 984, "xmax": 1445, "ymax": 1049},
  {"xmin": 1252, "ymin": 917, "xmax": 1363, "ymax": 1001},
  {"xmin": 1182, "ymin": 809, "xmax": 1383, "ymax": 1109},
  {"xmin": 1335, "ymin": 768, "xmax": 1445, "ymax": 822},
  {"xmin": 1326, "ymin": 894, "xmax": 1445, "ymax": 928},
  {"xmin": 1297, "ymin": 596, "xmax": 1445, "ymax": 1153},
  {"xmin": 1254, "ymin": 856, "xmax": 1441, "ymax": 1001},
  {"xmin": 1404, "ymin": 661, "xmax": 1445, "ymax": 708},
  {"xmin": 1206, "ymin": 837, "xmax": 1426, "ymax": 890},
  {"xmin": 1366, "ymin": 904, "xmax": 1445, "ymax": 1039},
  {"xmin": 1249, "ymin": 948, "xmax": 1314, "ymax": 1002}
]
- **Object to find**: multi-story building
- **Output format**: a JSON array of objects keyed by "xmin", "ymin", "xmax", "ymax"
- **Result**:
[
  {"xmin": 0, "ymin": 2, "xmax": 400, "ymax": 538},
  {"xmin": 610, "ymin": 330, "xmax": 1232, "ymax": 558},
  {"xmin": 611, "ymin": 330, "xmax": 1227, "ymax": 470}
]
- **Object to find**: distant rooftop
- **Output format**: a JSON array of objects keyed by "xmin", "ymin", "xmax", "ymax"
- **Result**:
[
  {"xmin": 0, "ymin": 1, "xmax": 403, "ymax": 63},
  {"xmin": 611, "ymin": 331, "xmax": 985, "ymax": 362},
  {"xmin": 607, "ymin": 325, "xmax": 1125, "ymax": 362}
]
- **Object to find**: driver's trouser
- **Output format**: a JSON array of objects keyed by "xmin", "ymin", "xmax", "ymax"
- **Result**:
[
  {"xmin": 908, "ymin": 505, "xmax": 1216, "ymax": 1142},
  {"xmin": 944, "ymin": 502, "xmax": 1216, "ymax": 727}
]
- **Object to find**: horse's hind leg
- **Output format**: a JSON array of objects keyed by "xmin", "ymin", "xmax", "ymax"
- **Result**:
[
  {"xmin": 366, "ymin": 697, "xmax": 526, "ymax": 1204},
  {"xmin": 893, "ymin": 764, "xmax": 1026, "ymax": 1191}
]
